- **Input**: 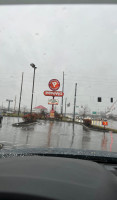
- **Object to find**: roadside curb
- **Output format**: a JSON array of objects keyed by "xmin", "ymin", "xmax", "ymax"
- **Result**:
[{"xmin": 12, "ymin": 121, "xmax": 38, "ymax": 127}]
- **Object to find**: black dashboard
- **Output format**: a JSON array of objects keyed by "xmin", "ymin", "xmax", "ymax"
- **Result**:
[{"xmin": 0, "ymin": 156, "xmax": 117, "ymax": 200}]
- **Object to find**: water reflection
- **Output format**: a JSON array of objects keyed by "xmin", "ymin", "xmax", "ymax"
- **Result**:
[
  {"xmin": 0, "ymin": 117, "xmax": 117, "ymax": 152},
  {"xmin": 12, "ymin": 132, "xmax": 17, "ymax": 146},
  {"xmin": 6, "ymin": 117, "xmax": 10, "ymax": 125},
  {"xmin": 25, "ymin": 131, "xmax": 29, "ymax": 145},
  {"xmin": 21, "ymin": 126, "xmax": 34, "ymax": 131},
  {"xmin": 47, "ymin": 122, "xmax": 54, "ymax": 147},
  {"xmin": 101, "ymin": 132, "xmax": 107, "ymax": 151},
  {"xmin": 21, "ymin": 126, "xmax": 35, "ymax": 146},
  {"xmin": 82, "ymin": 129, "xmax": 91, "ymax": 150},
  {"xmin": 110, "ymin": 132, "xmax": 113, "ymax": 152},
  {"xmin": 70, "ymin": 124, "xmax": 75, "ymax": 148}
]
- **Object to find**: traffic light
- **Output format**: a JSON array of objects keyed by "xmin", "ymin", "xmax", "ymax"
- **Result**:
[
  {"xmin": 110, "ymin": 98, "xmax": 113, "ymax": 103},
  {"xmin": 98, "ymin": 97, "xmax": 102, "ymax": 102}
]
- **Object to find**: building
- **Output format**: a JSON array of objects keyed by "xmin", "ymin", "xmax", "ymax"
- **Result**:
[{"xmin": 33, "ymin": 105, "xmax": 48, "ymax": 113}]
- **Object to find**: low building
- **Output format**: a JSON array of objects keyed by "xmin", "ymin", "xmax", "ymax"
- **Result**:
[{"xmin": 33, "ymin": 105, "xmax": 48, "ymax": 113}]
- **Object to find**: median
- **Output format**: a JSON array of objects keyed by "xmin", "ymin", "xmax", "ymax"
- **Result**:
[{"xmin": 83, "ymin": 119, "xmax": 117, "ymax": 133}]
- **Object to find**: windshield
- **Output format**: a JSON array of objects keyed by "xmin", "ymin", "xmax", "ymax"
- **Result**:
[{"xmin": 0, "ymin": 4, "xmax": 117, "ymax": 154}]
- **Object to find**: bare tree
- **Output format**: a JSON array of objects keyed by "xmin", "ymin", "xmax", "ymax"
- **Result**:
[{"xmin": 79, "ymin": 105, "xmax": 90, "ymax": 118}]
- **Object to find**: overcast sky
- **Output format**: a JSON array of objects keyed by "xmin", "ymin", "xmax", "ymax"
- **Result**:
[{"xmin": 0, "ymin": 4, "xmax": 117, "ymax": 113}]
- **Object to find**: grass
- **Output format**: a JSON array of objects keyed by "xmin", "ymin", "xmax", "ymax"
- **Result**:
[
  {"xmin": 3, "ymin": 113, "xmax": 24, "ymax": 117},
  {"xmin": 62, "ymin": 116, "xmax": 71, "ymax": 121},
  {"xmin": 91, "ymin": 125, "xmax": 117, "ymax": 133}
]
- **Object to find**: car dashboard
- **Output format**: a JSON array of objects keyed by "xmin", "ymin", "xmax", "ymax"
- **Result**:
[{"xmin": 0, "ymin": 155, "xmax": 117, "ymax": 200}]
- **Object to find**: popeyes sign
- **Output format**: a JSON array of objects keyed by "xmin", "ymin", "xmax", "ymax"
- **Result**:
[
  {"xmin": 44, "ymin": 79, "xmax": 63, "ymax": 118},
  {"xmin": 44, "ymin": 79, "xmax": 64, "ymax": 97},
  {"xmin": 48, "ymin": 79, "xmax": 60, "ymax": 91},
  {"xmin": 44, "ymin": 91, "xmax": 64, "ymax": 97}
]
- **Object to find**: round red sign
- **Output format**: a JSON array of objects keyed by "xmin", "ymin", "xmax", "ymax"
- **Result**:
[{"xmin": 49, "ymin": 79, "xmax": 60, "ymax": 91}]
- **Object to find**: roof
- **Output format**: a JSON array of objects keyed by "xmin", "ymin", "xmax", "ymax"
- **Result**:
[{"xmin": 33, "ymin": 105, "xmax": 47, "ymax": 110}]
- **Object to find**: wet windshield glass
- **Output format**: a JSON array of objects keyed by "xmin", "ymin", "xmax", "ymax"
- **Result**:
[{"xmin": 0, "ymin": 4, "xmax": 117, "ymax": 153}]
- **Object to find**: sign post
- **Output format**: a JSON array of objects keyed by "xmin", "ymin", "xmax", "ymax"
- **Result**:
[
  {"xmin": 44, "ymin": 79, "xmax": 63, "ymax": 119},
  {"xmin": 102, "ymin": 121, "xmax": 108, "ymax": 130},
  {"xmin": 48, "ymin": 79, "xmax": 60, "ymax": 114},
  {"xmin": 52, "ymin": 96, "xmax": 54, "ymax": 111},
  {"xmin": 50, "ymin": 109, "xmax": 55, "ymax": 118}
]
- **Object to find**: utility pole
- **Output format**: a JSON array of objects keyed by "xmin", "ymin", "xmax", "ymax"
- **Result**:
[
  {"xmin": 65, "ymin": 98, "xmax": 67, "ymax": 116},
  {"xmin": 61, "ymin": 71, "xmax": 64, "ymax": 115},
  {"xmin": 30, "ymin": 63, "xmax": 37, "ymax": 113},
  {"xmin": 6, "ymin": 99, "xmax": 13, "ymax": 111},
  {"xmin": 18, "ymin": 72, "xmax": 24, "ymax": 116},
  {"xmin": 73, "ymin": 83, "xmax": 77, "ymax": 122},
  {"xmin": 14, "ymin": 96, "xmax": 16, "ymax": 112}
]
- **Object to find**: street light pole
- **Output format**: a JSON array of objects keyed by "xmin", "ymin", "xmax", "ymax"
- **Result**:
[
  {"xmin": 73, "ymin": 83, "xmax": 77, "ymax": 122},
  {"xmin": 61, "ymin": 71, "xmax": 64, "ymax": 115},
  {"xmin": 18, "ymin": 72, "xmax": 24, "ymax": 116},
  {"xmin": 30, "ymin": 63, "xmax": 37, "ymax": 113},
  {"xmin": 65, "ymin": 98, "xmax": 67, "ymax": 116}
]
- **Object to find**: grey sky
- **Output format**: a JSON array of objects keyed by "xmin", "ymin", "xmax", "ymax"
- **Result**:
[{"xmin": 0, "ymin": 4, "xmax": 117, "ymax": 113}]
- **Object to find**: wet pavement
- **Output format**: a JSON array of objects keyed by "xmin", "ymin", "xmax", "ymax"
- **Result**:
[{"xmin": 0, "ymin": 117, "xmax": 117, "ymax": 152}]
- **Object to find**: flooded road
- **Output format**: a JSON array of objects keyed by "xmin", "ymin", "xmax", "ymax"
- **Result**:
[{"xmin": 0, "ymin": 117, "xmax": 117, "ymax": 152}]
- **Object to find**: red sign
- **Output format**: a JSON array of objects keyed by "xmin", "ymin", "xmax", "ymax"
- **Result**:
[
  {"xmin": 44, "ymin": 91, "xmax": 64, "ymax": 97},
  {"xmin": 50, "ymin": 110, "xmax": 55, "ymax": 118},
  {"xmin": 102, "ymin": 121, "xmax": 108, "ymax": 126},
  {"xmin": 48, "ymin": 99, "xmax": 58, "ymax": 105},
  {"xmin": 49, "ymin": 79, "xmax": 60, "ymax": 91}
]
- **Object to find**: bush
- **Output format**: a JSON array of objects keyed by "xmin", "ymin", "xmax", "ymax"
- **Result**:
[
  {"xmin": 37, "ymin": 113, "xmax": 43, "ymax": 119},
  {"xmin": 40, "ymin": 110, "xmax": 47, "ymax": 119},
  {"xmin": 54, "ymin": 111, "xmax": 62, "ymax": 120},
  {"xmin": 23, "ymin": 113, "xmax": 38, "ymax": 122},
  {"xmin": 83, "ymin": 119, "xmax": 91, "ymax": 126}
]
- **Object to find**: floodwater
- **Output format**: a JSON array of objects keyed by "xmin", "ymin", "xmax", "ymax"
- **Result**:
[{"xmin": 0, "ymin": 117, "xmax": 117, "ymax": 152}]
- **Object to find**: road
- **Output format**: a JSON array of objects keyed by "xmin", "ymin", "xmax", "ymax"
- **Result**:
[{"xmin": 0, "ymin": 117, "xmax": 117, "ymax": 152}]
